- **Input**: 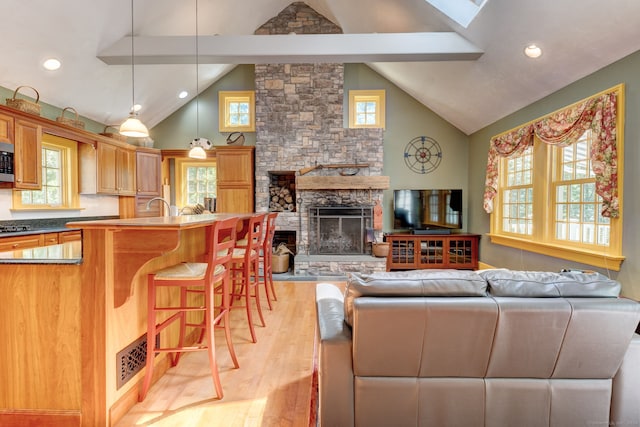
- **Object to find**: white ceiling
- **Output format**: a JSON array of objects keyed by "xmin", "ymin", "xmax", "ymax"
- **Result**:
[{"xmin": 2, "ymin": 0, "xmax": 640, "ymax": 135}]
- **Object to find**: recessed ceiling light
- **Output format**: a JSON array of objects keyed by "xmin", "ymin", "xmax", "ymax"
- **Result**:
[
  {"xmin": 132, "ymin": 104, "xmax": 142, "ymax": 112},
  {"xmin": 178, "ymin": 90, "xmax": 188, "ymax": 99},
  {"xmin": 524, "ymin": 44, "xmax": 542, "ymax": 58},
  {"xmin": 43, "ymin": 58, "xmax": 61, "ymax": 71}
]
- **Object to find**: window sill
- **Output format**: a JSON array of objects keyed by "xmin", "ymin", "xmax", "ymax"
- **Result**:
[{"xmin": 487, "ymin": 233, "xmax": 625, "ymax": 271}]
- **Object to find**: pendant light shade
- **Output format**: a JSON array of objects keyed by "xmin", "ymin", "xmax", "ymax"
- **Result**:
[
  {"xmin": 120, "ymin": 112, "xmax": 149, "ymax": 137},
  {"xmin": 120, "ymin": 0, "xmax": 149, "ymax": 138},
  {"xmin": 188, "ymin": 145, "xmax": 207, "ymax": 159}
]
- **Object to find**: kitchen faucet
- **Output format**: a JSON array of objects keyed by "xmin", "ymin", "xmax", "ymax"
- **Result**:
[{"xmin": 146, "ymin": 197, "xmax": 173, "ymax": 216}]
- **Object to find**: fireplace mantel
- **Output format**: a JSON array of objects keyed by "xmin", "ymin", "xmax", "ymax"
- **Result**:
[{"xmin": 296, "ymin": 175, "xmax": 390, "ymax": 190}]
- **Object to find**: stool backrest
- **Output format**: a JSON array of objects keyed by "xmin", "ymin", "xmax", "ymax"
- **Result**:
[
  {"xmin": 263, "ymin": 212, "xmax": 278, "ymax": 253},
  {"xmin": 207, "ymin": 216, "xmax": 239, "ymax": 278},
  {"xmin": 238, "ymin": 213, "xmax": 266, "ymax": 257}
]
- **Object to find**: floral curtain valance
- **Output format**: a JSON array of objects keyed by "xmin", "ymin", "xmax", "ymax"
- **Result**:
[{"xmin": 483, "ymin": 90, "xmax": 619, "ymax": 218}]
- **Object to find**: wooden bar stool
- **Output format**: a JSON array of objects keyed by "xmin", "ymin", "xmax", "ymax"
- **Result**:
[
  {"xmin": 260, "ymin": 212, "xmax": 279, "ymax": 308},
  {"xmin": 229, "ymin": 213, "xmax": 266, "ymax": 343},
  {"xmin": 139, "ymin": 216, "xmax": 240, "ymax": 402}
]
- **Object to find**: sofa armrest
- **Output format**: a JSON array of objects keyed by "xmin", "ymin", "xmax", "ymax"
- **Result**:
[
  {"xmin": 611, "ymin": 333, "xmax": 640, "ymax": 424},
  {"xmin": 315, "ymin": 283, "xmax": 354, "ymax": 427}
]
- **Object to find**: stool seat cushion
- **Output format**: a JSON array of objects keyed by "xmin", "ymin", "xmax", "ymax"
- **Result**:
[
  {"xmin": 232, "ymin": 248, "xmax": 257, "ymax": 259},
  {"xmin": 154, "ymin": 262, "xmax": 225, "ymax": 280}
]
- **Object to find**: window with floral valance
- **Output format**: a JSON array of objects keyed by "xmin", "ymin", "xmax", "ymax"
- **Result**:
[
  {"xmin": 484, "ymin": 86, "xmax": 620, "ymax": 218},
  {"xmin": 483, "ymin": 84, "xmax": 624, "ymax": 270}
]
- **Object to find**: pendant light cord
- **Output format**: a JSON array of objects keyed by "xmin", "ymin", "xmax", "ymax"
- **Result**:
[
  {"xmin": 130, "ymin": 0, "xmax": 136, "ymax": 112},
  {"xmin": 195, "ymin": 0, "xmax": 200, "ymax": 137}
]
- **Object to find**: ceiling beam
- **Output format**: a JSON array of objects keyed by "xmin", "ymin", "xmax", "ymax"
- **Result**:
[{"xmin": 97, "ymin": 32, "xmax": 483, "ymax": 65}]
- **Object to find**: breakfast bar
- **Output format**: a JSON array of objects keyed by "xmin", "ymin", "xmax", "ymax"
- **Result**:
[{"xmin": 0, "ymin": 213, "xmax": 251, "ymax": 427}]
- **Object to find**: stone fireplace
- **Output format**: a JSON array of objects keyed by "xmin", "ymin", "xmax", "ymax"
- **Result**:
[{"xmin": 253, "ymin": 3, "xmax": 388, "ymax": 275}]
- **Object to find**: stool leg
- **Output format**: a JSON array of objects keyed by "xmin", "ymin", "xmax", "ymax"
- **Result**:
[
  {"xmin": 252, "ymin": 257, "xmax": 266, "ymax": 327},
  {"xmin": 139, "ymin": 274, "xmax": 157, "ymax": 402},
  {"xmin": 205, "ymin": 283, "xmax": 224, "ymax": 398},
  {"xmin": 243, "ymin": 259, "xmax": 258, "ymax": 343},
  {"xmin": 220, "ymin": 273, "xmax": 239, "ymax": 368},
  {"xmin": 267, "ymin": 252, "xmax": 277, "ymax": 301},
  {"xmin": 172, "ymin": 286, "xmax": 188, "ymax": 367},
  {"xmin": 261, "ymin": 255, "xmax": 273, "ymax": 311}
]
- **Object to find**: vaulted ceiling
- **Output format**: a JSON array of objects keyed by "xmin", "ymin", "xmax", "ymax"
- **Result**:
[{"xmin": 3, "ymin": 0, "xmax": 640, "ymax": 135}]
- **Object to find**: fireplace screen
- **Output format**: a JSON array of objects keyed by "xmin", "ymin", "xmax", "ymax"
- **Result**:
[{"xmin": 308, "ymin": 206, "xmax": 372, "ymax": 255}]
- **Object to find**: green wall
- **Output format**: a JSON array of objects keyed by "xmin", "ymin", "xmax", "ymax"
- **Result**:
[
  {"xmin": 151, "ymin": 65, "xmax": 257, "ymax": 148},
  {"xmin": 468, "ymin": 50, "xmax": 640, "ymax": 299},
  {"xmin": 151, "ymin": 63, "xmax": 470, "ymax": 231}
]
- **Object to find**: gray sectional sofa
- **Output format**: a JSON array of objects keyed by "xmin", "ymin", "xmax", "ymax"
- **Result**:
[{"xmin": 314, "ymin": 269, "xmax": 640, "ymax": 427}]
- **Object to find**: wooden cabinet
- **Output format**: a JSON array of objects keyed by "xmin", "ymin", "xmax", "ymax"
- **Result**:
[
  {"xmin": 215, "ymin": 146, "xmax": 254, "ymax": 213},
  {"xmin": 14, "ymin": 118, "xmax": 42, "ymax": 190},
  {"xmin": 0, "ymin": 234, "xmax": 44, "ymax": 252},
  {"xmin": 386, "ymin": 233, "xmax": 480, "ymax": 271},
  {"xmin": 79, "ymin": 141, "xmax": 136, "ymax": 195},
  {"xmin": 119, "ymin": 148, "xmax": 162, "ymax": 218},
  {"xmin": 58, "ymin": 230, "xmax": 82, "ymax": 243},
  {"xmin": 42, "ymin": 232, "xmax": 59, "ymax": 246},
  {"xmin": 0, "ymin": 112, "xmax": 14, "ymax": 144},
  {"xmin": 135, "ymin": 147, "xmax": 161, "ymax": 196}
]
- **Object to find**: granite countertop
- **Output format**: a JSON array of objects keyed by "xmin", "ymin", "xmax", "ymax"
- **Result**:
[
  {"xmin": 0, "ymin": 227, "xmax": 79, "ymax": 238},
  {"xmin": 0, "ymin": 240, "xmax": 82, "ymax": 265}
]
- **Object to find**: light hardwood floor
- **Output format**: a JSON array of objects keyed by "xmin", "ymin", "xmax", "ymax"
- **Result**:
[{"xmin": 115, "ymin": 280, "xmax": 340, "ymax": 427}]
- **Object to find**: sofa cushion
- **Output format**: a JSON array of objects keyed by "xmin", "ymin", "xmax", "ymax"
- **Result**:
[
  {"xmin": 478, "ymin": 269, "xmax": 621, "ymax": 297},
  {"xmin": 344, "ymin": 270, "xmax": 487, "ymax": 326}
]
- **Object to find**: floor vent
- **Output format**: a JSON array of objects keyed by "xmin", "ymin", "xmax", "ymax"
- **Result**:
[{"xmin": 116, "ymin": 333, "xmax": 159, "ymax": 390}]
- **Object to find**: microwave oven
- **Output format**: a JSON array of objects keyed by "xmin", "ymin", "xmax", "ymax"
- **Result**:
[{"xmin": 0, "ymin": 141, "xmax": 15, "ymax": 183}]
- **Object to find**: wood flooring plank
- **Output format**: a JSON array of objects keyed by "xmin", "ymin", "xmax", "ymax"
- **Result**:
[{"xmin": 114, "ymin": 280, "xmax": 342, "ymax": 427}]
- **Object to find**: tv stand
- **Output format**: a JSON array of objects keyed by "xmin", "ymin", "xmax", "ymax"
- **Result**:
[
  {"xmin": 386, "ymin": 233, "xmax": 480, "ymax": 271},
  {"xmin": 412, "ymin": 228, "xmax": 451, "ymax": 235}
]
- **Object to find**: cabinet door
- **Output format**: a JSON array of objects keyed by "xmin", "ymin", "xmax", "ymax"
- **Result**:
[
  {"xmin": 418, "ymin": 237, "xmax": 446, "ymax": 268},
  {"xmin": 117, "ymin": 147, "xmax": 136, "ymax": 195},
  {"xmin": 387, "ymin": 236, "xmax": 418, "ymax": 270},
  {"xmin": 96, "ymin": 142, "xmax": 118, "ymax": 194},
  {"xmin": 0, "ymin": 112, "xmax": 14, "ymax": 144},
  {"xmin": 216, "ymin": 186, "xmax": 253, "ymax": 213},
  {"xmin": 216, "ymin": 146, "xmax": 254, "ymax": 213},
  {"xmin": 43, "ymin": 233, "xmax": 59, "ymax": 246},
  {"xmin": 0, "ymin": 234, "xmax": 44, "ymax": 252},
  {"xmin": 135, "ymin": 149, "xmax": 161, "ymax": 196},
  {"xmin": 14, "ymin": 119, "xmax": 42, "ymax": 190},
  {"xmin": 58, "ymin": 230, "xmax": 82, "ymax": 243}
]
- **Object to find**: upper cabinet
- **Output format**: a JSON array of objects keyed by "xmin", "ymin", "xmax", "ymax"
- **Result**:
[
  {"xmin": 14, "ymin": 119, "xmax": 42, "ymax": 190},
  {"xmin": 0, "ymin": 112, "xmax": 14, "ymax": 144},
  {"xmin": 79, "ymin": 140, "xmax": 136, "ymax": 196},
  {"xmin": 216, "ymin": 146, "xmax": 254, "ymax": 213},
  {"xmin": 135, "ymin": 147, "xmax": 162, "ymax": 196}
]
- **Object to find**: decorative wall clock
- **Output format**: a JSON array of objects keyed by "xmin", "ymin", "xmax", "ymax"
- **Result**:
[{"xmin": 403, "ymin": 136, "xmax": 442, "ymax": 174}]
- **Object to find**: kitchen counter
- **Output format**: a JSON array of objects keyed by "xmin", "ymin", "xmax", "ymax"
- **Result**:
[
  {"xmin": 0, "ymin": 240, "xmax": 82, "ymax": 264},
  {"xmin": 0, "ymin": 212, "xmax": 255, "ymax": 427}
]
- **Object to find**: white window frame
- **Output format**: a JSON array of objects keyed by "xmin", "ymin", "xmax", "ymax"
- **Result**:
[
  {"xmin": 219, "ymin": 90, "xmax": 255, "ymax": 132},
  {"xmin": 348, "ymin": 90, "xmax": 386, "ymax": 129}
]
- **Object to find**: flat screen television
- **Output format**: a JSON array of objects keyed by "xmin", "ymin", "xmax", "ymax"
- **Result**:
[{"xmin": 393, "ymin": 189, "xmax": 462, "ymax": 234}]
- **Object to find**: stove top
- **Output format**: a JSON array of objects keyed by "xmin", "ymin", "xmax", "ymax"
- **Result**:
[{"xmin": 0, "ymin": 225, "xmax": 33, "ymax": 233}]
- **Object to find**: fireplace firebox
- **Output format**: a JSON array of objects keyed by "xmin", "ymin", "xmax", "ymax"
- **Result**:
[{"xmin": 308, "ymin": 206, "xmax": 372, "ymax": 255}]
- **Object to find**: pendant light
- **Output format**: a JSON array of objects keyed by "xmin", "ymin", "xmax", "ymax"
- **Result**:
[
  {"xmin": 188, "ymin": 0, "xmax": 209, "ymax": 159},
  {"xmin": 120, "ymin": 0, "xmax": 149, "ymax": 138}
]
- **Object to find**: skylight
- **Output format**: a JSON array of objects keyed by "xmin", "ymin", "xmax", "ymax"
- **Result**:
[{"xmin": 425, "ymin": 0, "xmax": 488, "ymax": 28}]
